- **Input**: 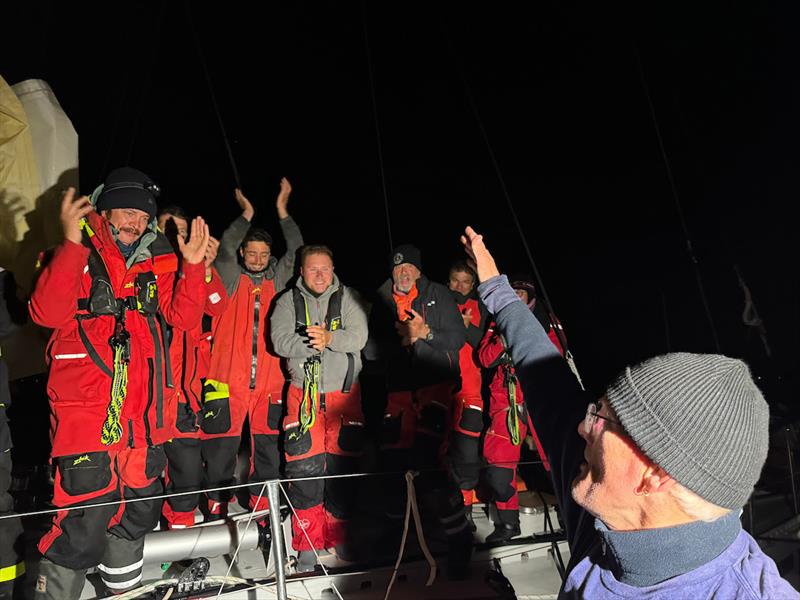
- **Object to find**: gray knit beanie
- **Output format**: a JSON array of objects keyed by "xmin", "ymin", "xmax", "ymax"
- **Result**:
[{"xmin": 606, "ymin": 352, "xmax": 769, "ymax": 509}]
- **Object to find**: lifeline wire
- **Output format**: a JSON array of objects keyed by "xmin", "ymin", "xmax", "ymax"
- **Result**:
[
  {"xmin": 1, "ymin": 460, "xmax": 545, "ymax": 521},
  {"xmin": 280, "ymin": 481, "xmax": 345, "ymax": 600}
]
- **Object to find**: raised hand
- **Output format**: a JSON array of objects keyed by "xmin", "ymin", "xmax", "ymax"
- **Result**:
[
  {"xmin": 204, "ymin": 236, "xmax": 220, "ymax": 269},
  {"xmin": 60, "ymin": 187, "xmax": 93, "ymax": 244},
  {"xmin": 461, "ymin": 307, "xmax": 473, "ymax": 328},
  {"xmin": 461, "ymin": 226, "xmax": 500, "ymax": 283},
  {"xmin": 177, "ymin": 217, "xmax": 211, "ymax": 265},
  {"xmin": 234, "ymin": 188, "xmax": 255, "ymax": 221},
  {"xmin": 276, "ymin": 177, "xmax": 292, "ymax": 219}
]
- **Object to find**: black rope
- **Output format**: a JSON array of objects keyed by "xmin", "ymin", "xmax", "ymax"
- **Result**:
[
  {"xmin": 360, "ymin": 0, "xmax": 394, "ymax": 256},
  {"xmin": 184, "ymin": 0, "xmax": 242, "ymax": 189},
  {"xmin": 632, "ymin": 43, "xmax": 721, "ymax": 352},
  {"xmin": 440, "ymin": 22, "xmax": 571, "ymax": 355}
]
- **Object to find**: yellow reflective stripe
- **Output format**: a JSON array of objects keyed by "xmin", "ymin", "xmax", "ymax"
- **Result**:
[{"xmin": 0, "ymin": 561, "xmax": 25, "ymax": 582}]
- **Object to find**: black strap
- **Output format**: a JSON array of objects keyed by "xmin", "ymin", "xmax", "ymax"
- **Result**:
[
  {"xmin": 158, "ymin": 313, "xmax": 173, "ymax": 389},
  {"xmin": 76, "ymin": 319, "xmax": 113, "ymax": 378},
  {"xmin": 146, "ymin": 316, "xmax": 165, "ymax": 428},
  {"xmin": 342, "ymin": 353, "xmax": 355, "ymax": 393}
]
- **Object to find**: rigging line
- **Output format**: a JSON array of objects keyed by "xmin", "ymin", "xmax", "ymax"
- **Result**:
[
  {"xmin": 440, "ymin": 21, "xmax": 570, "ymax": 355},
  {"xmin": 632, "ymin": 43, "xmax": 721, "ymax": 352},
  {"xmin": 184, "ymin": 0, "xmax": 242, "ymax": 189},
  {"xmin": 1, "ymin": 459, "xmax": 545, "ymax": 521},
  {"xmin": 360, "ymin": 0, "xmax": 394, "ymax": 255},
  {"xmin": 125, "ymin": 0, "xmax": 168, "ymax": 165}
]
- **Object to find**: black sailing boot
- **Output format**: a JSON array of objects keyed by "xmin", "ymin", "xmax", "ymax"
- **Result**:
[{"xmin": 485, "ymin": 508, "xmax": 521, "ymax": 544}]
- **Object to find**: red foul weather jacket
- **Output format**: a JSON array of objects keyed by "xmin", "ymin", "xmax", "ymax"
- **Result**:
[
  {"xmin": 169, "ymin": 269, "xmax": 229, "ymax": 437},
  {"xmin": 478, "ymin": 315, "xmax": 564, "ymax": 472},
  {"xmin": 29, "ymin": 210, "xmax": 205, "ymax": 457}
]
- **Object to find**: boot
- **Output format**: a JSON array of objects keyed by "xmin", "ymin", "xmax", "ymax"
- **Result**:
[
  {"xmin": 206, "ymin": 499, "xmax": 228, "ymax": 521},
  {"xmin": 486, "ymin": 508, "xmax": 521, "ymax": 544}
]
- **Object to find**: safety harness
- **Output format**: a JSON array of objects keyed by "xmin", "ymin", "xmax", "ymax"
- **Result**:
[
  {"xmin": 292, "ymin": 286, "xmax": 355, "ymax": 434},
  {"xmin": 75, "ymin": 219, "xmax": 175, "ymax": 446},
  {"xmin": 498, "ymin": 336, "xmax": 523, "ymax": 447}
]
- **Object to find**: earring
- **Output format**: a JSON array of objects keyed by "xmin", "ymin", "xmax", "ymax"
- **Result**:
[{"xmin": 634, "ymin": 484, "xmax": 649, "ymax": 497}]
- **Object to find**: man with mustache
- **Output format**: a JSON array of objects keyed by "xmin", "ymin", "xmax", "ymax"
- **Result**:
[
  {"xmin": 364, "ymin": 244, "xmax": 472, "ymax": 580},
  {"xmin": 461, "ymin": 226, "xmax": 798, "ymax": 599},
  {"xmin": 30, "ymin": 167, "xmax": 210, "ymax": 598}
]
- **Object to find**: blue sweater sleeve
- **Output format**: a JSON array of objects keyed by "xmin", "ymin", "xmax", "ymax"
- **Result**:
[{"xmin": 478, "ymin": 274, "xmax": 593, "ymax": 550}]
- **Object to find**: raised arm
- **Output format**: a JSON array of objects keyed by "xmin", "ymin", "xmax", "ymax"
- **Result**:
[
  {"xmin": 161, "ymin": 217, "xmax": 209, "ymax": 329},
  {"xmin": 215, "ymin": 188, "xmax": 255, "ymax": 294},
  {"xmin": 463, "ymin": 225, "xmax": 589, "ymax": 546},
  {"xmin": 272, "ymin": 178, "xmax": 304, "ymax": 292},
  {"xmin": 29, "ymin": 189, "xmax": 92, "ymax": 328}
]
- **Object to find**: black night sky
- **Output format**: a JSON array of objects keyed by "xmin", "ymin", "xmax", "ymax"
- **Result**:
[{"xmin": 3, "ymin": 2, "xmax": 798, "ymax": 404}]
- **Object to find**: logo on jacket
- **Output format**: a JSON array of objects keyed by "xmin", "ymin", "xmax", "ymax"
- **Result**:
[
  {"xmin": 72, "ymin": 454, "xmax": 91, "ymax": 467},
  {"xmin": 393, "ymin": 252, "xmax": 403, "ymax": 265}
]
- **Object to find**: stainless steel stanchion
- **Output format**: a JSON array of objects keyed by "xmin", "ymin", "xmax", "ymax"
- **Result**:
[{"xmin": 267, "ymin": 480, "xmax": 288, "ymax": 600}]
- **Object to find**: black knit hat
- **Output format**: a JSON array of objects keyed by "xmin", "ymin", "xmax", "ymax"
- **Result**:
[
  {"xmin": 95, "ymin": 167, "xmax": 159, "ymax": 219},
  {"xmin": 390, "ymin": 244, "xmax": 422, "ymax": 272},
  {"xmin": 509, "ymin": 273, "xmax": 537, "ymax": 299}
]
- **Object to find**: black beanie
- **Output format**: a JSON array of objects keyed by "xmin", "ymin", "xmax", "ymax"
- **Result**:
[
  {"xmin": 509, "ymin": 273, "xmax": 537, "ymax": 299},
  {"xmin": 96, "ymin": 167, "xmax": 159, "ymax": 219},
  {"xmin": 391, "ymin": 244, "xmax": 423, "ymax": 272}
]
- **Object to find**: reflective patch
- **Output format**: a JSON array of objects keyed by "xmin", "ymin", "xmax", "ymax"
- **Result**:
[
  {"xmin": 54, "ymin": 353, "xmax": 87, "ymax": 360},
  {"xmin": 209, "ymin": 292, "xmax": 221, "ymax": 304}
]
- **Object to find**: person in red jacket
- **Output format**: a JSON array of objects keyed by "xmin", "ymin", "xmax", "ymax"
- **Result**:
[
  {"xmin": 202, "ymin": 179, "xmax": 302, "ymax": 523},
  {"xmin": 157, "ymin": 205, "xmax": 229, "ymax": 529},
  {"xmin": 29, "ymin": 168, "xmax": 209, "ymax": 599},
  {"xmin": 445, "ymin": 261, "xmax": 488, "ymax": 530},
  {"xmin": 477, "ymin": 276, "xmax": 563, "ymax": 543}
]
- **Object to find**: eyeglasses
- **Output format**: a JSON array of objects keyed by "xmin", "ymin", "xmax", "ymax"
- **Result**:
[{"xmin": 583, "ymin": 402, "xmax": 623, "ymax": 434}]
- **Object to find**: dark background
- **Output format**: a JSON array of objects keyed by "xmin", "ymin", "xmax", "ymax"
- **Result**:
[{"xmin": 3, "ymin": 1, "xmax": 797, "ymax": 403}]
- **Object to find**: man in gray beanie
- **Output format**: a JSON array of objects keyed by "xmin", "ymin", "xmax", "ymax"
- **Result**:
[{"xmin": 460, "ymin": 226, "xmax": 798, "ymax": 599}]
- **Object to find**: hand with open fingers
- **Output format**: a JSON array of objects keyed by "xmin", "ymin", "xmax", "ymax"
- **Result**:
[
  {"xmin": 461, "ymin": 226, "xmax": 500, "ymax": 283},
  {"xmin": 60, "ymin": 187, "xmax": 93, "ymax": 244},
  {"xmin": 178, "ymin": 217, "xmax": 211, "ymax": 264},
  {"xmin": 276, "ymin": 177, "xmax": 292, "ymax": 219},
  {"xmin": 306, "ymin": 325, "xmax": 332, "ymax": 352},
  {"xmin": 461, "ymin": 307, "xmax": 473, "ymax": 328},
  {"xmin": 234, "ymin": 188, "xmax": 255, "ymax": 221},
  {"xmin": 204, "ymin": 236, "xmax": 220, "ymax": 268}
]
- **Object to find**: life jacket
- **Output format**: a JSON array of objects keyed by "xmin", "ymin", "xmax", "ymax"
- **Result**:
[
  {"xmin": 75, "ymin": 218, "xmax": 177, "ymax": 446},
  {"xmin": 291, "ymin": 285, "xmax": 356, "ymax": 435}
]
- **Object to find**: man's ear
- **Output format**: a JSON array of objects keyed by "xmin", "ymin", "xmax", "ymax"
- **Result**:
[
  {"xmin": 639, "ymin": 463, "xmax": 678, "ymax": 495},
  {"xmin": 239, "ymin": 247, "xmax": 244, "ymax": 258}
]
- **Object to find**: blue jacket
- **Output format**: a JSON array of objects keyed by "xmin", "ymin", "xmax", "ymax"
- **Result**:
[{"xmin": 478, "ymin": 274, "xmax": 798, "ymax": 599}]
